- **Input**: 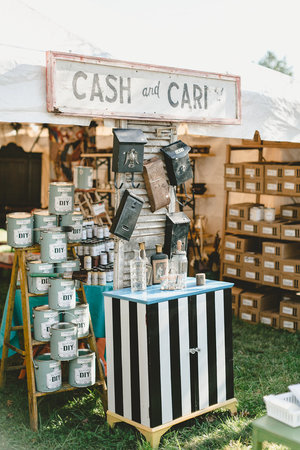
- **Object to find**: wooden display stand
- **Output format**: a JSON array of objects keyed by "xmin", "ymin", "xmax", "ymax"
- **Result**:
[
  {"xmin": 0, "ymin": 245, "xmax": 107, "ymax": 431},
  {"xmin": 74, "ymin": 188, "xmax": 112, "ymax": 225}
]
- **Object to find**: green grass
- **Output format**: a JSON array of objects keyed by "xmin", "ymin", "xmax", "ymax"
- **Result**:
[{"xmin": 0, "ymin": 317, "xmax": 298, "ymax": 449}]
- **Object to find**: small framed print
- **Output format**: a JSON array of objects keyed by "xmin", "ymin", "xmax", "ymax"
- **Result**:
[{"xmin": 152, "ymin": 259, "xmax": 168, "ymax": 284}]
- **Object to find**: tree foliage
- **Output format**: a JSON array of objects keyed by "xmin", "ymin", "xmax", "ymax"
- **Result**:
[{"xmin": 258, "ymin": 51, "xmax": 293, "ymax": 76}]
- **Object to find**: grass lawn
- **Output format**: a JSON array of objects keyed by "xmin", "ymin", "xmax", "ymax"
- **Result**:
[{"xmin": 0, "ymin": 280, "xmax": 300, "ymax": 448}]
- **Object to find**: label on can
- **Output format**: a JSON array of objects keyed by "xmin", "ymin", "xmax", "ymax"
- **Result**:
[
  {"xmin": 49, "ymin": 243, "xmax": 67, "ymax": 260},
  {"xmin": 41, "ymin": 317, "xmax": 58, "ymax": 339},
  {"xmin": 68, "ymin": 227, "xmax": 82, "ymax": 240},
  {"xmin": 14, "ymin": 228, "xmax": 32, "ymax": 245},
  {"xmin": 74, "ymin": 366, "xmax": 92, "ymax": 385},
  {"xmin": 73, "ymin": 317, "xmax": 89, "ymax": 336},
  {"xmin": 226, "ymin": 181, "xmax": 236, "ymax": 189},
  {"xmin": 55, "ymin": 195, "xmax": 72, "ymax": 212},
  {"xmin": 16, "ymin": 219, "xmax": 31, "ymax": 225},
  {"xmin": 46, "ymin": 369, "xmax": 61, "ymax": 389},
  {"xmin": 98, "ymin": 272, "xmax": 106, "ymax": 286},
  {"xmin": 267, "ymin": 183, "xmax": 277, "ymax": 190},
  {"xmin": 58, "ymin": 288, "xmax": 75, "ymax": 307},
  {"xmin": 58, "ymin": 338, "xmax": 77, "ymax": 357},
  {"xmin": 36, "ymin": 277, "xmax": 50, "ymax": 291},
  {"xmin": 106, "ymin": 270, "xmax": 113, "ymax": 283}
]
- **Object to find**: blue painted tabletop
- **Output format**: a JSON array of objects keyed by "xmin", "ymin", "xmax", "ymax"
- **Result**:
[{"xmin": 103, "ymin": 277, "xmax": 234, "ymax": 304}]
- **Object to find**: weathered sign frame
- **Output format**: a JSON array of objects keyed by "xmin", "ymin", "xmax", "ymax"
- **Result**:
[{"xmin": 46, "ymin": 51, "xmax": 241, "ymax": 125}]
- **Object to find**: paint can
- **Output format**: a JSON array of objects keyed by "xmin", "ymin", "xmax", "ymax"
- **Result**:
[
  {"xmin": 264, "ymin": 207, "xmax": 276, "ymax": 222},
  {"xmin": 6, "ymin": 212, "xmax": 33, "ymax": 248},
  {"xmin": 55, "ymin": 259, "xmax": 80, "ymax": 274},
  {"xmin": 33, "ymin": 209, "xmax": 57, "ymax": 243},
  {"xmin": 68, "ymin": 349, "xmax": 95, "ymax": 387},
  {"xmin": 33, "ymin": 353, "xmax": 62, "ymax": 392},
  {"xmin": 64, "ymin": 304, "xmax": 90, "ymax": 338},
  {"xmin": 73, "ymin": 166, "xmax": 93, "ymax": 190},
  {"xmin": 48, "ymin": 278, "xmax": 76, "ymax": 311},
  {"xmin": 48, "ymin": 182, "xmax": 74, "ymax": 215},
  {"xmin": 50, "ymin": 322, "xmax": 78, "ymax": 361},
  {"xmin": 32, "ymin": 305, "xmax": 60, "ymax": 342},
  {"xmin": 27, "ymin": 260, "xmax": 54, "ymax": 294},
  {"xmin": 60, "ymin": 211, "xmax": 83, "ymax": 242},
  {"xmin": 40, "ymin": 229, "xmax": 67, "ymax": 263},
  {"xmin": 249, "ymin": 206, "xmax": 264, "ymax": 222}
]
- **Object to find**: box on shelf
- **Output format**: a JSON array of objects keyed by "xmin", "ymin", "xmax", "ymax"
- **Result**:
[
  {"xmin": 260, "ymin": 309, "xmax": 280, "ymax": 328},
  {"xmin": 241, "ymin": 220, "xmax": 260, "ymax": 236},
  {"xmin": 226, "ymin": 219, "xmax": 242, "ymax": 232},
  {"xmin": 281, "ymin": 274, "xmax": 300, "ymax": 291},
  {"xmin": 281, "ymin": 257, "xmax": 300, "ymax": 275},
  {"xmin": 223, "ymin": 250, "xmax": 242, "ymax": 265},
  {"xmin": 223, "ymin": 264, "xmax": 242, "ymax": 279},
  {"xmin": 264, "ymin": 180, "xmax": 283, "ymax": 195},
  {"xmin": 240, "ymin": 290, "xmax": 278, "ymax": 312},
  {"xmin": 262, "ymin": 241, "xmax": 300, "ymax": 259},
  {"xmin": 264, "ymin": 163, "xmax": 284, "ymax": 178},
  {"xmin": 279, "ymin": 317, "xmax": 300, "ymax": 333},
  {"xmin": 262, "ymin": 256, "xmax": 281, "ymax": 272},
  {"xmin": 224, "ymin": 178, "xmax": 243, "ymax": 192},
  {"xmin": 281, "ymin": 222, "xmax": 300, "ymax": 241},
  {"xmin": 280, "ymin": 203, "xmax": 300, "ymax": 220},
  {"xmin": 241, "ymin": 267, "xmax": 261, "ymax": 282},
  {"xmin": 259, "ymin": 220, "xmax": 284, "ymax": 239},
  {"xmin": 239, "ymin": 307, "xmax": 259, "ymax": 324},
  {"xmin": 227, "ymin": 203, "xmax": 262, "ymax": 221},
  {"xmin": 243, "ymin": 162, "xmax": 265, "ymax": 179},
  {"xmin": 232, "ymin": 286, "xmax": 243, "ymax": 306},
  {"xmin": 262, "ymin": 270, "xmax": 281, "ymax": 287},
  {"xmin": 224, "ymin": 163, "xmax": 243, "ymax": 178},
  {"xmin": 224, "ymin": 235, "xmax": 258, "ymax": 253},
  {"xmin": 280, "ymin": 297, "xmax": 300, "ymax": 319},
  {"xmin": 232, "ymin": 303, "xmax": 239, "ymax": 317},
  {"xmin": 242, "ymin": 252, "xmax": 262, "ymax": 268},
  {"xmin": 244, "ymin": 179, "xmax": 263, "ymax": 194},
  {"xmin": 282, "ymin": 163, "xmax": 300, "ymax": 178},
  {"xmin": 282, "ymin": 180, "xmax": 300, "ymax": 196}
]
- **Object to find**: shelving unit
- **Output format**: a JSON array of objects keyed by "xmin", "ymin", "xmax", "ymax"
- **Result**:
[{"xmin": 0, "ymin": 244, "xmax": 107, "ymax": 431}]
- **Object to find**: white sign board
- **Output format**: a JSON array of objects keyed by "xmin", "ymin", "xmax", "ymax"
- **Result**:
[{"xmin": 47, "ymin": 51, "xmax": 241, "ymax": 124}]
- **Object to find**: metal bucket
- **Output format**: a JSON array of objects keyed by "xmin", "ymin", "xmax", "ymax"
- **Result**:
[
  {"xmin": 48, "ymin": 182, "xmax": 74, "ymax": 215},
  {"xmin": 68, "ymin": 349, "xmax": 95, "ymax": 387},
  {"xmin": 6, "ymin": 212, "xmax": 33, "ymax": 248},
  {"xmin": 33, "ymin": 353, "xmax": 62, "ymax": 392},
  {"xmin": 48, "ymin": 278, "xmax": 76, "ymax": 311},
  {"xmin": 64, "ymin": 304, "xmax": 90, "ymax": 338},
  {"xmin": 73, "ymin": 166, "xmax": 93, "ymax": 190},
  {"xmin": 50, "ymin": 322, "xmax": 78, "ymax": 361},
  {"xmin": 27, "ymin": 260, "xmax": 54, "ymax": 294},
  {"xmin": 60, "ymin": 212, "xmax": 83, "ymax": 242},
  {"xmin": 33, "ymin": 305, "xmax": 60, "ymax": 341},
  {"xmin": 33, "ymin": 209, "xmax": 57, "ymax": 243},
  {"xmin": 40, "ymin": 229, "xmax": 67, "ymax": 263},
  {"xmin": 55, "ymin": 259, "xmax": 80, "ymax": 274}
]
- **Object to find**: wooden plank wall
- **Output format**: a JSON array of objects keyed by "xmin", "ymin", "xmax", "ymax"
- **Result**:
[{"xmin": 114, "ymin": 120, "xmax": 177, "ymax": 289}]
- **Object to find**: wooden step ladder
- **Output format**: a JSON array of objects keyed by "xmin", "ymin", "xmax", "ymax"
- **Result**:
[
  {"xmin": 74, "ymin": 188, "xmax": 112, "ymax": 225},
  {"xmin": 0, "ymin": 245, "xmax": 107, "ymax": 431}
]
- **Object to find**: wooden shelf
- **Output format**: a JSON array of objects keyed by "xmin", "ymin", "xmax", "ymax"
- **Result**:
[
  {"xmin": 81, "ymin": 153, "xmax": 112, "ymax": 158},
  {"xmin": 177, "ymin": 193, "xmax": 215, "ymax": 198},
  {"xmin": 32, "ymin": 334, "xmax": 92, "ymax": 347},
  {"xmin": 190, "ymin": 153, "xmax": 216, "ymax": 158},
  {"xmin": 225, "ymin": 190, "xmax": 300, "ymax": 198},
  {"xmin": 34, "ymin": 379, "xmax": 105, "ymax": 398}
]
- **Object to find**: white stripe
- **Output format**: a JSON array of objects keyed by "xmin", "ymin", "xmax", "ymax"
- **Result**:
[
  {"xmin": 197, "ymin": 294, "xmax": 209, "ymax": 409},
  {"xmin": 120, "ymin": 301, "xmax": 131, "ymax": 419},
  {"xmin": 137, "ymin": 303, "xmax": 150, "ymax": 426},
  {"xmin": 178, "ymin": 297, "xmax": 191, "ymax": 416},
  {"xmin": 215, "ymin": 290, "xmax": 226, "ymax": 403},
  {"xmin": 158, "ymin": 302, "xmax": 172, "ymax": 424},
  {"xmin": 104, "ymin": 296, "xmax": 115, "ymax": 412}
]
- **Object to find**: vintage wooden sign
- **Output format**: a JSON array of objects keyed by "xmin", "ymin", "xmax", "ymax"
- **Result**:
[{"xmin": 46, "ymin": 51, "xmax": 241, "ymax": 124}]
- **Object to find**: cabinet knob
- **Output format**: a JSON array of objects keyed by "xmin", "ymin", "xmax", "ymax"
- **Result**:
[{"xmin": 189, "ymin": 347, "xmax": 201, "ymax": 355}]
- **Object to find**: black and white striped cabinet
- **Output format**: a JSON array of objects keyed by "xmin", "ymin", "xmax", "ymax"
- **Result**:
[{"xmin": 104, "ymin": 278, "xmax": 237, "ymax": 447}]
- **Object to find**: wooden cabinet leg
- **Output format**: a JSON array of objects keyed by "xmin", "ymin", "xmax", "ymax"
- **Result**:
[{"xmin": 137, "ymin": 426, "xmax": 171, "ymax": 448}]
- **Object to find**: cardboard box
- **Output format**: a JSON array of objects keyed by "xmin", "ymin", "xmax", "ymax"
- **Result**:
[
  {"xmin": 264, "ymin": 163, "xmax": 284, "ymax": 178},
  {"xmin": 240, "ymin": 291, "xmax": 278, "ymax": 312},
  {"xmin": 243, "ymin": 162, "xmax": 265, "ymax": 179},
  {"xmin": 281, "ymin": 258, "xmax": 300, "ymax": 275},
  {"xmin": 280, "ymin": 298, "xmax": 300, "ymax": 319},
  {"xmin": 224, "ymin": 235, "xmax": 258, "ymax": 253},
  {"xmin": 264, "ymin": 180, "xmax": 283, "ymax": 194},
  {"xmin": 282, "ymin": 180, "xmax": 300, "ymax": 196},
  {"xmin": 241, "ymin": 267, "xmax": 261, "ymax": 282},
  {"xmin": 260, "ymin": 309, "xmax": 280, "ymax": 328},
  {"xmin": 281, "ymin": 222, "xmax": 300, "ymax": 241},
  {"xmin": 259, "ymin": 220, "xmax": 282, "ymax": 239},
  {"xmin": 262, "ymin": 257, "xmax": 281, "ymax": 272},
  {"xmin": 232, "ymin": 286, "xmax": 243, "ymax": 306},
  {"xmin": 262, "ymin": 241, "xmax": 300, "ymax": 259},
  {"xmin": 223, "ymin": 250, "xmax": 242, "ymax": 265},
  {"xmin": 244, "ymin": 179, "xmax": 263, "ymax": 194},
  {"xmin": 242, "ymin": 252, "xmax": 262, "ymax": 268},
  {"xmin": 232, "ymin": 303, "xmax": 239, "ymax": 317},
  {"xmin": 279, "ymin": 316, "xmax": 300, "ymax": 332},
  {"xmin": 241, "ymin": 220, "xmax": 260, "ymax": 236},
  {"xmin": 223, "ymin": 264, "xmax": 242, "ymax": 279},
  {"xmin": 224, "ymin": 178, "xmax": 243, "ymax": 192},
  {"xmin": 239, "ymin": 307, "xmax": 259, "ymax": 324},
  {"xmin": 282, "ymin": 164, "xmax": 300, "ymax": 178},
  {"xmin": 227, "ymin": 203, "xmax": 262, "ymax": 221},
  {"xmin": 226, "ymin": 219, "xmax": 242, "ymax": 233},
  {"xmin": 224, "ymin": 163, "xmax": 243, "ymax": 178},
  {"xmin": 280, "ymin": 274, "xmax": 300, "ymax": 291},
  {"xmin": 262, "ymin": 271, "xmax": 281, "ymax": 287},
  {"xmin": 280, "ymin": 203, "xmax": 300, "ymax": 220}
]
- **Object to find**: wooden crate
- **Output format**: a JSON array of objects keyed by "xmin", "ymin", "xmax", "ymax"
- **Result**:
[
  {"xmin": 243, "ymin": 162, "xmax": 265, "ymax": 179},
  {"xmin": 282, "ymin": 258, "xmax": 300, "ymax": 275},
  {"xmin": 264, "ymin": 180, "xmax": 283, "ymax": 194},
  {"xmin": 227, "ymin": 203, "xmax": 262, "ymax": 221},
  {"xmin": 282, "ymin": 164, "xmax": 300, "ymax": 178},
  {"xmin": 226, "ymin": 219, "xmax": 242, "ymax": 233},
  {"xmin": 240, "ymin": 220, "xmax": 260, "ymax": 236},
  {"xmin": 264, "ymin": 163, "xmax": 284, "ymax": 178},
  {"xmin": 223, "ymin": 264, "xmax": 242, "ymax": 279},
  {"xmin": 241, "ymin": 267, "xmax": 261, "ymax": 283},
  {"xmin": 232, "ymin": 303, "xmax": 239, "ymax": 317},
  {"xmin": 224, "ymin": 163, "xmax": 243, "ymax": 178},
  {"xmin": 262, "ymin": 257, "xmax": 281, "ymax": 272},
  {"xmin": 223, "ymin": 250, "xmax": 242, "ymax": 265},
  {"xmin": 281, "ymin": 222, "xmax": 300, "ymax": 241},
  {"xmin": 224, "ymin": 178, "xmax": 243, "ymax": 192},
  {"xmin": 239, "ymin": 307, "xmax": 259, "ymax": 324},
  {"xmin": 240, "ymin": 291, "xmax": 278, "ymax": 312},
  {"xmin": 260, "ymin": 310, "xmax": 280, "ymax": 329},
  {"xmin": 232, "ymin": 286, "xmax": 243, "ymax": 306},
  {"xmin": 262, "ymin": 241, "xmax": 300, "ymax": 259},
  {"xmin": 242, "ymin": 252, "xmax": 262, "ymax": 268},
  {"xmin": 282, "ymin": 180, "xmax": 300, "ymax": 196},
  {"xmin": 243, "ymin": 179, "xmax": 263, "ymax": 194},
  {"xmin": 280, "ymin": 274, "xmax": 300, "ymax": 291},
  {"xmin": 280, "ymin": 298, "xmax": 300, "ymax": 319},
  {"xmin": 280, "ymin": 203, "xmax": 300, "ymax": 220},
  {"xmin": 279, "ymin": 316, "xmax": 300, "ymax": 333},
  {"xmin": 259, "ymin": 221, "xmax": 282, "ymax": 239},
  {"xmin": 262, "ymin": 271, "xmax": 281, "ymax": 287},
  {"xmin": 224, "ymin": 235, "xmax": 258, "ymax": 253}
]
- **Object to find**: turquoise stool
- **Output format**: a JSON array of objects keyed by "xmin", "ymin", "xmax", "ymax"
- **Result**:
[{"xmin": 252, "ymin": 416, "xmax": 300, "ymax": 449}]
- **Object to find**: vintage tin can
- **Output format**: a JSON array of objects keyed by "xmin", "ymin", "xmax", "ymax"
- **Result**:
[
  {"xmin": 48, "ymin": 278, "xmax": 76, "ymax": 311},
  {"xmin": 60, "ymin": 211, "xmax": 83, "ymax": 242},
  {"xmin": 33, "ymin": 353, "xmax": 62, "ymax": 392},
  {"xmin": 33, "ymin": 210, "xmax": 57, "ymax": 243},
  {"xmin": 68, "ymin": 349, "xmax": 95, "ymax": 387},
  {"xmin": 48, "ymin": 182, "xmax": 74, "ymax": 215},
  {"xmin": 27, "ymin": 260, "xmax": 53, "ymax": 294},
  {"xmin": 55, "ymin": 259, "xmax": 80, "ymax": 274},
  {"xmin": 50, "ymin": 322, "xmax": 78, "ymax": 361},
  {"xmin": 73, "ymin": 166, "xmax": 93, "ymax": 190},
  {"xmin": 32, "ymin": 305, "xmax": 60, "ymax": 342},
  {"xmin": 40, "ymin": 229, "xmax": 67, "ymax": 263},
  {"xmin": 6, "ymin": 212, "xmax": 33, "ymax": 248},
  {"xmin": 64, "ymin": 304, "xmax": 89, "ymax": 338}
]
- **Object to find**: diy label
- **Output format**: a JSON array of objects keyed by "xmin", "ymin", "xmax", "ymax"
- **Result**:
[
  {"xmin": 58, "ymin": 339, "xmax": 77, "ymax": 358},
  {"xmin": 58, "ymin": 288, "xmax": 76, "ymax": 308},
  {"xmin": 92, "ymin": 203, "xmax": 105, "ymax": 216},
  {"xmin": 55, "ymin": 195, "xmax": 72, "ymax": 212},
  {"xmin": 14, "ymin": 228, "xmax": 32, "ymax": 245},
  {"xmin": 36, "ymin": 277, "xmax": 50, "ymax": 292},
  {"xmin": 46, "ymin": 369, "xmax": 61, "ymax": 390},
  {"xmin": 49, "ymin": 243, "xmax": 67, "ymax": 260},
  {"xmin": 74, "ymin": 366, "xmax": 92, "ymax": 385}
]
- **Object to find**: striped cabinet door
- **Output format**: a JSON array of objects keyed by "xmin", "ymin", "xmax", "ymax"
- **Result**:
[{"xmin": 104, "ymin": 288, "xmax": 234, "ymax": 428}]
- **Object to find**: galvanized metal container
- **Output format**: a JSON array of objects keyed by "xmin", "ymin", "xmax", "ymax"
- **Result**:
[
  {"xmin": 64, "ymin": 304, "xmax": 89, "ymax": 338},
  {"xmin": 48, "ymin": 182, "xmax": 74, "ymax": 215},
  {"xmin": 40, "ymin": 229, "xmax": 67, "ymax": 263},
  {"xmin": 27, "ymin": 260, "xmax": 54, "ymax": 294},
  {"xmin": 33, "ymin": 353, "xmax": 62, "ymax": 392},
  {"xmin": 55, "ymin": 259, "xmax": 80, "ymax": 274},
  {"xmin": 6, "ymin": 212, "xmax": 33, "ymax": 248},
  {"xmin": 68, "ymin": 349, "xmax": 95, "ymax": 387},
  {"xmin": 60, "ymin": 212, "xmax": 83, "ymax": 242},
  {"xmin": 48, "ymin": 278, "xmax": 76, "ymax": 311},
  {"xmin": 33, "ymin": 209, "xmax": 57, "ymax": 243},
  {"xmin": 33, "ymin": 305, "xmax": 60, "ymax": 341},
  {"xmin": 50, "ymin": 322, "xmax": 78, "ymax": 361},
  {"xmin": 73, "ymin": 166, "xmax": 93, "ymax": 190}
]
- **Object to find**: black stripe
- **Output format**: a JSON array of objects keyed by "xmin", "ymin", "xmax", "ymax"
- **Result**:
[
  {"xmin": 206, "ymin": 291, "xmax": 217, "ymax": 405},
  {"xmin": 169, "ymin": 299, "xmax": 182, "ymax": 419},
  {"xmin": 129, "ymin": 302, "xmax": 140, "ymax": 423},
  {"xmin": 147, "ymin": 303, "xmax": 162, "ymax": 427},
  {"xmin": 112, "ymin": 298, "xmax": 123, "ymax": 415},
  {"xmin": 188, "ymin": 295, "xmax": 199, "ymax": 411},
  {"xmin": 224, "ymin": 288, "xmax": 234, "ymax": 399}
]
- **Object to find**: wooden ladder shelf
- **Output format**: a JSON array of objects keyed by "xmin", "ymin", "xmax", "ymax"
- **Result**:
[{"xmin": 0, "ymin": 245, "xmax": 108, "ymax": 431}]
